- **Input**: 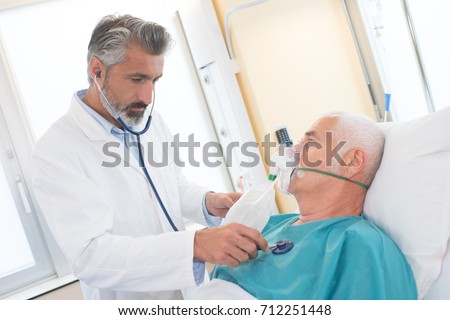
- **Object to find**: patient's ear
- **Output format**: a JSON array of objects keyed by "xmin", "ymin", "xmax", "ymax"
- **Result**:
[{"xmin": 343, "ymin": 148, "xmax": 366, "ymax": 177}]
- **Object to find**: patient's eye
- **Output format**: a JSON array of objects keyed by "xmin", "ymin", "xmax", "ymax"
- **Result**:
[{"xmin": 303, "ymin": 140, "xmax": 321, "ymax": 152}]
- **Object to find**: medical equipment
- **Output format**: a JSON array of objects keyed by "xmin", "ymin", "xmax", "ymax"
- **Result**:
[
  {"xmin": 384, "ymin": 92, "xmax": 391, "ymax": 122},
  {"xmin": 275, "ymin": 126, "xmax": 293, "ymax": 148},
  {"xmin": 269, "ymin": 126, "xmax": 297, "ymax": 194},
  {"xmin": 269, "ymin": 240, "xmax": 294, "ymax": 255},
  {"xmin": 294, "ymin": 167, "xmax": 370, "ymax": 190},
  {"xmin": 94, "ymin": 73, "xmax": 179, "ymax": 232},
  {"xmin": 223, "ymin": 179, "xmax": 276, "ymax": 232},
  {"xmin": 225, "ymin": 126, "xmax": 297, "ymax": 230}
]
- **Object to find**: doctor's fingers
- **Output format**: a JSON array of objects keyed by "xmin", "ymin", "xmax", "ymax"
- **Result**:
[
  {"xmin": 217, "ymin": 192, "xmax": 242, "ymax": 214},
  {"xmin": 219, "ymin": 223, "xmax": 268, "ymax": 261},
  {"xmin": 193, "ymin": 223, "xmax": 266, "ymax": 266},
  {"xmin": 237, "ymin": 224, "xmax": 269, "ymax": 253},
  {"xmin": 214, "ymin": 231, "xmax": 263, "ymax": 267},
  {"xmin": 220, "ymin": 244, "xmax": 255, "ymax": 267},
  {"xmin": 205, "ymin": 192, "xmax": 242, "ymax": 218},
  {"xmin": 226, "ymin": 192, "xmax": 243, "ymax": 203}
]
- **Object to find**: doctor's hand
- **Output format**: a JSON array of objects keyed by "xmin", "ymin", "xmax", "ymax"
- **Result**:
[
  {"xmin": 205, "ymin": 191, "xmax": 242, "ymax": 218},
  {"xmin": 194, "ymin": 223, "xmax": 268, "ymax": 268}
]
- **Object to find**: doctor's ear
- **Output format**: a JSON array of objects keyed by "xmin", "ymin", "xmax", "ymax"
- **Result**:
[{"xmin": 88, "ymin": 56, "xmax": 105, "ymax": 82}]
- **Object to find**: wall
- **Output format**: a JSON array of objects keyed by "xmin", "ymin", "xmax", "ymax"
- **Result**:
[{"xmin": 212, "ymin": 0, "xmax": 375, "ymax": 212}]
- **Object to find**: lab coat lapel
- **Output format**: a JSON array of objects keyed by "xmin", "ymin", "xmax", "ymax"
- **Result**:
[
  {"xmin": 68, "ymin": 96, "xmax": 181, "ymax": 231},
  {"xmin": 67, "ymin": 96, "xmax": 146, "ymax": 178}
]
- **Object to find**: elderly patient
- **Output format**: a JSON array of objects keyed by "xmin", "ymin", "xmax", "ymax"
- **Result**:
[{"xmin": 208, "ymin": 112, "xmax": 417, "ymax": 299}]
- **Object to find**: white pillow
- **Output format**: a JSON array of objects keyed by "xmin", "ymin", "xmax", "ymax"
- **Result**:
[{"xmin": 364, "ymin": 106, "xmax": 450, "ymax": 299}]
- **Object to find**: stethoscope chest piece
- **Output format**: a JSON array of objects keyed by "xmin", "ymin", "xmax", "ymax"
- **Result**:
[{"xmin": 271, "ymin": 240, "xmax": 294, "ymax": 255}]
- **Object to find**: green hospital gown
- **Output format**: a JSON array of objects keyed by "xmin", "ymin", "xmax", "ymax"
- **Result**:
[{"xmin": 211, "ymin": 214, "xmax": 417, "ymax": 299}]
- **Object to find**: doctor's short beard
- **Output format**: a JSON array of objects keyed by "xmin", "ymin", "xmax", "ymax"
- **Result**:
[{"xmin": 100, "ymin": 82, "xmax": 148, "ymax": 127}]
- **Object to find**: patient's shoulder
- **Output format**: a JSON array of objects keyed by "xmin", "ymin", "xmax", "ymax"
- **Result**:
[{"xmin": 343, "ymin": 217, "xmax": 403, "ymax": 254}]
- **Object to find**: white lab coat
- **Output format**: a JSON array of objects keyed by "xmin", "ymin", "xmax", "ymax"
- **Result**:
[{"xmin": 32, "ymin": 93, "xmax": 211, "ymax": 299}]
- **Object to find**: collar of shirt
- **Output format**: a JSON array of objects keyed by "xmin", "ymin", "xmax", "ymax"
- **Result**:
[
  {"xmin": 75, "ymin": 89, "xmax": 132, "ymax": 138},
  {"xmin": 75, "ymin": 90, "xmax": 138, "ymax": 160}
]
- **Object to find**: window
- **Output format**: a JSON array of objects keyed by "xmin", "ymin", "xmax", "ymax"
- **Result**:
[
  {"xmin": 406, "ymin": 0, "xmax": 450, "ymax": 111},
  {"xmin": 0, "ymin": 162, "xmax": 35, "ymax": 278},
  {"xmin": 344, "ymin": 0, "xmax": 450, "ymax": 121},
  {"xmin": 0, "ymin": 105, "xmax": 55, "ymax": 297}
]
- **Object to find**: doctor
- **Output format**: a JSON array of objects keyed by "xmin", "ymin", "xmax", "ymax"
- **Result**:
[{"xmin": 31, "ymin": 14, "xmax": 268, "ymax": 300}]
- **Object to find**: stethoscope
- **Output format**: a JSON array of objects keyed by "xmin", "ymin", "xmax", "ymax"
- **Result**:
[
  {"xmin": 269, "ymin": 240, "xmax": 294, "ymax": 255},
  {"xmin": 94, "ymin": 71, "xmax": 179, "ymax": 232}
]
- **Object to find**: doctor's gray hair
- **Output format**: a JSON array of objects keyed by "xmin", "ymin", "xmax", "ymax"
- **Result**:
[
  {"xmin": 325, "ymin": 111, "xmax": 385, "ymax": 185},
  {"xmin": 87, "ymin": 14, "xmax": 173, "ymax": 83}
]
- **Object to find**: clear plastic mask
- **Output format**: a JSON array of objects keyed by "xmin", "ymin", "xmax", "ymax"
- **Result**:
[
  {"xmin": 274, "ymin": 147, "xmax": 299, "ymax": 195},
  {"xmin": 277, "ymin": 167, "xmax": 296, "ymax": 194}
]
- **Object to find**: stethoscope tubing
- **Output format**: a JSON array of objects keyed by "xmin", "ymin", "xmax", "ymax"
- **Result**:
[
  {"xmin": 95, "ymin": 75, "xmax": 178, "ymax": 231},
  {"xmin": 135, "ymin": 129, "xmax": 179, "ymax": 232}
]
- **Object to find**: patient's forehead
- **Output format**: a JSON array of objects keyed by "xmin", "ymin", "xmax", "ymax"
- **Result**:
[{"xmin": 306, "ymin": 116, "xmax": 338, "ymax": 139}]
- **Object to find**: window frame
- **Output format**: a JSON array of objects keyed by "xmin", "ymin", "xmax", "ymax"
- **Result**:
[
  {"xmin": 0, "ymin": 35, "xmax": 72, "ymax": 299},
  {"xmin": 342, "ymin": 0, "xmax": 439, "ymax": 121}
]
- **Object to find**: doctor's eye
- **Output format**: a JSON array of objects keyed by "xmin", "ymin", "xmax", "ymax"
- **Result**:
[{"xmin": 130, "ymin": 77, "xmax": 144, "ymax": 83}]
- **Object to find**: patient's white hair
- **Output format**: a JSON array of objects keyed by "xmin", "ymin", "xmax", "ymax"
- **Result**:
[{"xmin": 324, "ymin": 111, "xmax": 385, "ymax": 185}]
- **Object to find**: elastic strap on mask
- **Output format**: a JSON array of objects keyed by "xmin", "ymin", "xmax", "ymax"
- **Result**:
[{"xmin": 295, "ymin": 167, "xmax": 370, "ymax": 190}]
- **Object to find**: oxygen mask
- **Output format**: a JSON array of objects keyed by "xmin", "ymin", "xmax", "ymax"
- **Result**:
[{"xmin": 268, "ymin": 126, "xmax": 300, "ymax": 195}]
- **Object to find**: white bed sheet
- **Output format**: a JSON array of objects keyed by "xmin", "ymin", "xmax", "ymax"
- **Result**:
[
  {"xmin": 190, "ymin": 279, "xmax": 256, "ymax": 300},
  {"xmin": 423, "ymin": 242, "xmax": 450, "ymax": 299}
]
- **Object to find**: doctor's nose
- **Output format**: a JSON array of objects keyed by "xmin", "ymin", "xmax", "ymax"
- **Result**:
[{"xmin": 138, "ymin": 83, "xmax": 154, "ymax": 105}]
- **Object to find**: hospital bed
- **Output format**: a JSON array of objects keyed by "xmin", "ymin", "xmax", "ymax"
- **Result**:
[
  {"xmin": 192, "ymin": 105, "xmax": 450, "ymax": 300},
  {"xmin": 364, "ymin": 105, "xmax": 450, "ymax": 299}
]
